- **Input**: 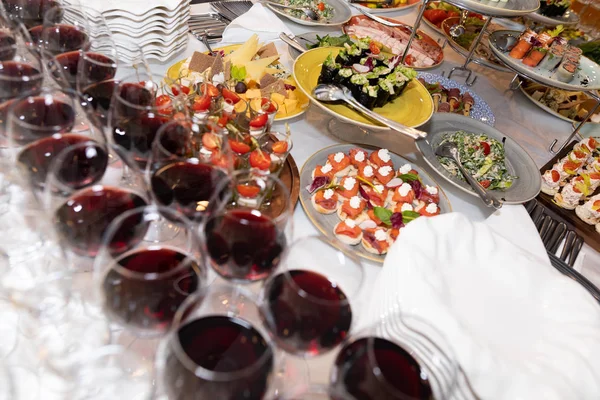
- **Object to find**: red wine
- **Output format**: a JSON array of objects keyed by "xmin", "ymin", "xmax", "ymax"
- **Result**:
[
  {"xmin": 103, "ymin": 247, "xmax": 201, "ymax": 332},
  {"xmin": 54, "ymin": 186, "xmax": 148, "ymax": 257},
  {"xmin": 204, "ymin": 210, "xmax": 286, "ymax": 282},
  {"xmin": 262, "ymin": 270, "xmax": 352, "ymax": 355},
  {"xmin": 0, "ymin": 61, "xmax": 43, "ymax": 102},
  {"xmin": 164, "ymin": 315, "xmax": 274, "ymax": 400},
  {"xmin": 9, "ymin": 96, "xmax": 75, "ymax": 144},
  {"xmin": 28, "ymin": 23, "xmax": 89, "ymax": 55},
  {"xmin": 82, "ymin": 79, "xmax": 116, "ymax": 128},
  {"xmin": 2, "ymin": 0, "xmax": 58, "ymax": 28},
  {"xmin": 151, "ymin": 162, "xmax": 226, "ymax": 221},
  {"xmin": 330, "ymin": 337, "xmax": 433, "ymax": 400},
  {"xmin": 0, "ymin": 32, "xmax": 16, "ymax": 60},
  {"xmin": 80, "ymin": 52, "xmax": 117, "ymax": 82},
  {"xmin": 17, "ymin": 133, "xmax": 107, "ymax": 189}
]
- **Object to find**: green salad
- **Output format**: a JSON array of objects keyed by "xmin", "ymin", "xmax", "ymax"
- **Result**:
[
  {"xmin": 282, "ymin": 0, "xmax": 334, "ymax": 21},
  {"xmin": 437, "ymin": 131, "xmax": 517, "ymax": 190},
  {"xmin": 307, "ymin": 34, "xmax": 353, "ymax": 49}
]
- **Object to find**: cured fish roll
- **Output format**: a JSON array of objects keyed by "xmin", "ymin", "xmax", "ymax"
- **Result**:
[
  {"xmin": 554, "ymin": 176, "xmax": 588, "ymax": 210},
  {"xmin": 541, "ymin": 168, "xmax": 562, "ymax": 195},
  {"xmin": 522, "ymin": 33, "xmax": 553, "ymax": 67},
  {"xmin": 509, "ymin": 30, "xmax": 537, "ymax": 59},
  {"xmin": 539, "ymin": 41, "xmax": 565, "ymax": 71},
  {"xmin": 318, "ymin": 53, "xmax": 340, "ymax": 85},
  {"xmin": 575, "ymin": 194, "xmax": 600, "ymax": 225},
  {"xmin": 555, "ymin": 61, "xmax": 577, "ymax": 83}
]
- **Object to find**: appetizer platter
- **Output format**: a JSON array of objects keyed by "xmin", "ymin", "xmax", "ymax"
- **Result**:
[
  {"xmin": 538, "ymin": 137, "xmax": 600, "ymax": 252},
  {"xmin": 350, "ymin": 0, "xmax": 422, "ymax": 14},
  {"xmin": 342, "ymin": 15, "xmax": 444, "ymax": 69},
  {"xmin": 166, "ymin": 36, "xmax": 310, "ymax": 121},
  {"xmin": 526, "ymin": 0, "xmax": 579, "ymax": 27},
  {"xmin": 300, "ymin": 144, "xmax": 451, "ymax": 263},
  {"xmin": 489, "ymin": 29, "xmax": 600, "ymax": 91},
  {"xmin": 519, "ymin": 78, "xmax": 600, "ymax": 123},
  {"xmin": 265, "ymin": 0, "xmax": 352, "ymax": 26},
  {"xmin": 417, "ymin": 114, "xmax": 541, "ymax": 204},
  {"xmin": 441, "ymin": 16, "xmax": 514, "ymax": 72},
  {"xmin": 418, "ymin": 72, "xmax": 495, "ymax": 125},
  {"xmin": 293, "ymin": 43, "xmax": 434, "ymax": 129}
]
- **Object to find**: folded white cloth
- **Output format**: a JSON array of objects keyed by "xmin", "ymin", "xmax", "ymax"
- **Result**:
[
  {"xmin": 369, "ymin": 212, "xmax": 600, "ymax": 400},
  {"xmin": 221, "ymin": 3, "xmax": 293, "ymax": 44}
]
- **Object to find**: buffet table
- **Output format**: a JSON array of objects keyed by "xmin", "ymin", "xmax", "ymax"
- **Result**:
[{"xmin": 170, "ymin": 3, "xmax": 600, "ymax": 285}]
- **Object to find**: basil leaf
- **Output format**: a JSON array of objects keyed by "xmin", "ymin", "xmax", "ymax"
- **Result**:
[
  {"xmin": 402, "ymin": 210, "xmax": 421, "ymax": 223},
  {"xmin": 397, "ymin": 173, "xmax": 420, "ymax": 182},
  {"xmin": 374, "ymin": 206, "xmax": 393, "ymax": 226}
]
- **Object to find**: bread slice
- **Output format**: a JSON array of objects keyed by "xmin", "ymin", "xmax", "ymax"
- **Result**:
[
  {"xmin": 189, "ymin": 51, "xmax": 216, "ymax": 73},
  {"xmin": 311, "ymin": 193, "xmax": 337, "ymax": 214},
  {"xmin": 333, "ymin": 222, "xmax": 362, "ymax": 245},
  {"xmin": 211, "ymin": 54, "xmax": 224, "ymax": 77},
  {"xmin": 261, "ymin": 79, "xmax": 287, "ymax": 98},
  {"xmin": 361, "ymin": 237, "xmax": 388, "ymax": 255},
  {"xmin": 258, "ymin": 42, "xmax": 278, "ymax": 59},
  {"xmin": 259, "ymin": 73, "xmax": 278, "ymax": 89},
  {"xmin": 541, "ymin": 181, "xmax": 559, "ymax": 196}
]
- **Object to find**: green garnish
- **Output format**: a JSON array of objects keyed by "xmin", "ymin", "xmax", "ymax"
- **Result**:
[{"xmin": 231, "ymin": 65, "xmax": 246, "ymax": 82}]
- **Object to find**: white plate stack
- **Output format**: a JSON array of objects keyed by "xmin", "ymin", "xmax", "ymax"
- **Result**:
[{"xmin": 67, "ymin": 0, "xmax": 190, "ymax": 62}]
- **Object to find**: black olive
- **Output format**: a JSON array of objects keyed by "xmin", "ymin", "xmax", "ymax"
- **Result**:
[{"xmin": 235, "ymin": 81, "xmax": 247, "ymax": 94}]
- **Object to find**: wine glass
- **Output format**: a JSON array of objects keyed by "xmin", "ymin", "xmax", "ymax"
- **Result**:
[
  {"xmin": 43, "ymin": 141, "xmax": 147, "ymax": 269},
  {"xmin": 1, "ymin": 0, "xmax": 59, "ymax": 29},
  {"xmin": 259, "ymin": 235, "xmax": 365, "ymax": 357},
  {"xmin": 6, "ymin": 87, "xmax": 107, "ymax": 191},
  {"xmin": 156, "ymin": 283, "xmax": 276, "ymax": 400},
  {"xmin": 329, "ymin": 313, "xmax": 459, "ymax": 400},
  {"xmin": 93, "ymin": 204, "xmax": 208, "ymax": 337},
  {"xmin": 247, "ymin": 96, "xmax": 279, "ymax": 137},
  {"xmin": 0, "ymin": 42, "xmax": 43, "ymax": 106},
  {"xmin": 201, "ymin": 170, "xmax": 293, "ymax": 284},
  {"xmin": 148, "ymin": 117, "xmax": 233, "ymax": 225},
  {"xmin": 109, "ymin": 71, "xmax": 188, "ymax": 186},
  {"xmin": 29, "ymin": 2, "xmax": 90, "ymax": 56}
]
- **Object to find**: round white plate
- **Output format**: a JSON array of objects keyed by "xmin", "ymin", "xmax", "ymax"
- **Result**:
[
  {"xmin": 489, "ymin": 29, "xmax": 600, "ymax": 91},
  {"xmin": 350, "ymin": 0, "xmax": 422, "ymax": 14},
  {"xmin": 526, "ymin": 9, "xmax": 580, "ymax": 27},
  {"xmin": 266, "ymin": 0, "xmax": 352, "ymax": 26},
  {"xmin": 416, "ymin": 113, "xmax": 541, "ymax": 204}
]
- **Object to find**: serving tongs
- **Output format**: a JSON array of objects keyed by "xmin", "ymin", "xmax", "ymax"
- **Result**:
[{"xmin": 313, "ymin": 84, "xmax": 427, "ymax": 140}]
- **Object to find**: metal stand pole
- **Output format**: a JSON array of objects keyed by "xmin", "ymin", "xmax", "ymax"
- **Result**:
[
  {"xmin": 548, "ymin": 91, "xmax": 600, "ymax": 153},
  {"xmin": 401, "ymin": 0, "xmax": 430, "ymax": 64},
  {"xmin": 445, "ymin": 16, "xmax": 492, "ymax": 86}
]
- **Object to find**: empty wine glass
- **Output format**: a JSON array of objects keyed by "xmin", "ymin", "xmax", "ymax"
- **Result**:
[
  {"xmin": 93, "ymin": 204, "xmax": 208, "ymax": 337},
  {"xmin": 329, "ymin": 313, "xmax": 459, "ymax": 400},
  {"xmin": 259, "ymin": 235, "xmax": 365, "ymax": 358},
  {"xmin": 156, "ymin": 283, "xmax": 276, "ymax": 400},
  {"xmin": 148, "ymin": 117, "xmax": 233, "ymax": 224},
  {"xmin": 201, "ymin": 170, "xmax": 293, "ymax": 284},
  {"xmin": 43, "ymin": 141, "xmax": 147, "ymax": 268}
]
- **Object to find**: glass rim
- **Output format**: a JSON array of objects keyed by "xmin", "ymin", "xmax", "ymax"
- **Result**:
[
  {"xmin": 114, "ymin": 74, "xmax": 169, "ymax": 112},
  {"xmin": 0, "ymin": 44, "xmax": 44, "ymax": 82},
  {"xmin": 168, "ymin": 287, "xmax": 276, "ymax": 382},
  {"xmin": 270, "ymin": 235, "xmax": 364, "ymax": 306},
  {"xmin": 81, "ymin": 47, "xmax": 118, "ymax": 68}
]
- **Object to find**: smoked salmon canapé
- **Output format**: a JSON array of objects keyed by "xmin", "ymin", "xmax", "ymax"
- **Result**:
[
  {"xmin": 334, "ymin": 219, "xmax": 363, "ymax": 245},
  {"xmin": 311, "ymin": 188, "xmax": 339, "ymax": 214}
]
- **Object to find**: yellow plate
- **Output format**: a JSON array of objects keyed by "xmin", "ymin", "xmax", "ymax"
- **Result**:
[
  {"xmin": 165, "ymin": 44, "xmax": 310, "ymax": 122},
  {"xmin": 293, "ymin": 47, "xmax": 434, "ymax": 130}
]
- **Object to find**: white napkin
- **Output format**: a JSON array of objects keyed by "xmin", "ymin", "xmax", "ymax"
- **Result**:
[
  {"xmin": 221, "ymin": 3, "xmax": 293, "ymax": 44},
  {"xmin": 369, "ymin": 212, "xmax": 600, "ymax": 400}
]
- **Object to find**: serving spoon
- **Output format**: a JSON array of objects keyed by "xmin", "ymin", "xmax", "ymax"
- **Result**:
[
  {"xmin": 260, "ymin": 1, "xmax": 319, "ymax": 21},
  {"xmin": 448, "ymin": 9, "xmax": 469, "ymax": 38},
  {"xmin": 435, "ymin": 141, "xmax": 503, "ymax": 209},
  {"xmin": 494, "ymin": 33, "xmax": 518, "ymax": 52},
  {"xmin": 313, "ymin": 84, "xmax": 427, "ymax": 140}
]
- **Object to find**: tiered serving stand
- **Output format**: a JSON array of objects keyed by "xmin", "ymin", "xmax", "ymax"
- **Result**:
[{"xmin": 400, "ymin": 0, "xmax": 539, "ymax": 86}]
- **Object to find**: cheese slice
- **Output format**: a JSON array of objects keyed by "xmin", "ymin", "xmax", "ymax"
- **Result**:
[
  {"xmin": 244, "ymin": 56, "xmax": 280, "ymax": 82},
  {"xmin": 225, "ymin": 34, "xmax": 259, "ymax": 66}
]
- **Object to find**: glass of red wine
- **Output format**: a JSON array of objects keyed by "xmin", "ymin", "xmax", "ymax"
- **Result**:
[
  {"xmin": 259, "ymin": 235, "xmax": 365, "ymax": 358},
  {"xmin": 6, "ymin": 87, "xmax": 108, "ymax": 191},
  {"xmin": 1, "ymin": 0, "xmax": 59, "ymax": 29},
  {"xmin": 201, "ymin": 170, "xmax": 293, "ymax": 284},
  {"xmin": 0, "ymin": 42, "xmax": 43, "ymax": 105},
  {"xmin": 43, "ymin": 141, "xmax": 147, "ymax": 266},
  {"xmin": 329, "ymin": 313, "xmax": 459, "ymax": 400},
  {"xmin": 93, "ymin": 204, "xmax": 208, "ymax": 337},
  {"xmin": 155, "ymin": 283, "xmax": 276, "ymax": 400},
  {"xmin": 28, "ymin": 3, "xmax": 90, "ymax": 56},
  {"xmin": 148, "ymin": 117, "xmax": 233, "ymax": 225},
  {"xmin": 109, "ymin": 71, "xmax": 187, "ymax": 187}
]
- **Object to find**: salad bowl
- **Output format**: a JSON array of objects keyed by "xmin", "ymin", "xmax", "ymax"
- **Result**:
[{"xmin": 416, "ymin": 114, "xmax": 541, "ymax": 204}]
